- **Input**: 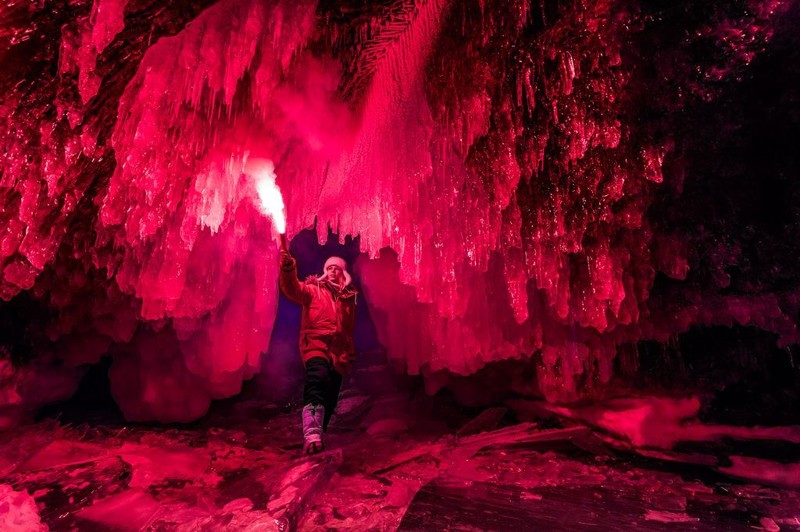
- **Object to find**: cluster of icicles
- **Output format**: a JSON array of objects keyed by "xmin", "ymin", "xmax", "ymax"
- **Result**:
[{"xmin": 0, "ymin": 0, "xmax": 795, "ymax": 421}]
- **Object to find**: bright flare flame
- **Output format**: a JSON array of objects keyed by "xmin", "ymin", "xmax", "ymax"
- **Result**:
[{"xmin": 246, "ymin": 158, "xmax": 286, "ymax": 233}]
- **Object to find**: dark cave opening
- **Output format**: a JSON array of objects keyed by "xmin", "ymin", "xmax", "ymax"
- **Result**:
[
  {"xmin": 37, "ymin": 356, "xmax": 123, "ymax": 425},
  {"xmin": 0, "ymin": 292, "xmax": 51, "ymax": 368},
  {"xmin": 256, "ymin": 226, "xmax": 386, "ymax": 403}
]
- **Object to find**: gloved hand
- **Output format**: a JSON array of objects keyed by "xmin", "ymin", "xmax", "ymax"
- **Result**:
[{"xmin": 280, "ymin": 249, "xmax": 295, "ymax": 269}]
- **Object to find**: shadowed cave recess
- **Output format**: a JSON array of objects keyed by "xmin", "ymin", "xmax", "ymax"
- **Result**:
[{"xmin": 1, "ymin": 0, "xmax": 800, "ymax": 529}]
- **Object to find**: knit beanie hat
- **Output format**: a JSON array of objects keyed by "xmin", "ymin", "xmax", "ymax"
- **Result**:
[{"xmin": 318, "ymin": 256, "xmax": 351, "ymax": 287}]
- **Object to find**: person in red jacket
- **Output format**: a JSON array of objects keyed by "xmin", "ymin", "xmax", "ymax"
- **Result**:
[{"xmin": 279, "ymin": 249, "xmax": 357, "ymax": 454}]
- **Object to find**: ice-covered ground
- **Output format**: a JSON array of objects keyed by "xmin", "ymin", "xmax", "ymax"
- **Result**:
[{"xmin": 2, "ymin": 353, "xmax": 798, "ymax": 531}]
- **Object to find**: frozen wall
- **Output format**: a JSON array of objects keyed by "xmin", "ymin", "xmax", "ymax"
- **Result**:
[{"xmin": 1, "ymin": 0, "xmax": 798, "ymax": 422}]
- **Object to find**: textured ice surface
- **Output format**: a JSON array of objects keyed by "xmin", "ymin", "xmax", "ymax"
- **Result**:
[
  {"xmin": 1, "ymin": 376, "xmax": 799, "ymax": 530},
  {"xmin": 0, "ymin": 485, "xmax": 47, "ymax": 532},
  {"xmin": 1, "ymin": 0, "xmax": 799, "ymax": 419}
]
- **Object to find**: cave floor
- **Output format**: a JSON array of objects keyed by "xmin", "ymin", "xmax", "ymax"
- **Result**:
[{"xmin": 1, "ymin": 362, "xmax": 800, "ymax": 531}]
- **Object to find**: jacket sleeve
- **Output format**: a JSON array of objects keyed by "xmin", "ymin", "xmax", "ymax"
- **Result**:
[{"xmin": 279, "ymin": 258, "xmax": 312, "ymax": 305}]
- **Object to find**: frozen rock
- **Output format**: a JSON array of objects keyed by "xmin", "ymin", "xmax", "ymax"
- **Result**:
[
  {"xmin": 643, "ymin": 510, "xmax": 699, "ymax": 523},
  {"xmin": 267, "ymin": 450, "xmax": 342, "ymax": 529},
  {"xmin": 0, "ymin": 485, "xmax": 47, "ymax": 532},
  {"xmin": 17, "ymin": 439, "xmax": 110, "ymax": 472},
  {"xmin": 720, "ymin": 457, "xmax": 800, "ymax": 489},
  {"xmin": 759, "ymin": 517, "xmax": 781, "ymax": 532},
  {"xmin": 333, "ymin": 395, "xmax": 370, "ymax": 418},
  {"xmin": 118, "ymin": 442, "xmax": 215, "ymax": 489},
  {"xmin": 366, "ymin": 417, "xmax": 413, "ymax": 436},
  {"xmin": 537, "ymin": 396, "xmax": 800, "ymax": 450},
  {"xmin": 221, "ymin": 498, "xmax": 254, "ymax": 514},
  {"xmin": 76, "ymin": 489, "xmax": 163, "ymax": 530},
  {"xmin": 456, "ymin": 407, "xmax": 507, "ymax": 436},
  {"xmin": 0, "ymin": 358, "xmax": 84, "ymax": 429}
]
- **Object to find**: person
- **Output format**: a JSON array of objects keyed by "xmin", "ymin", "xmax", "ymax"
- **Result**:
[{"xmin": 279, "ymin": 249, "xmax": 358, "ymax": 454}]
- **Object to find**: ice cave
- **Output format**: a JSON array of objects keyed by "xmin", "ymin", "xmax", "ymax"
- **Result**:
[{"xmin": 1, "ymin": 0, "xmax": 799, "ymax": 529}]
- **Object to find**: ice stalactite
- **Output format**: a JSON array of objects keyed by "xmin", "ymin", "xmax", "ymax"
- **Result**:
[
  {"xmin": 60, "ymin": 0, "xmax": 129, "ymax": 105},
  {"xmin": 347, "ymin": 0, "xmax": 799, "ymax": 398},
  {"xmin": 94, "ymin": 0, "xmax": 321, "ymax": 420}
]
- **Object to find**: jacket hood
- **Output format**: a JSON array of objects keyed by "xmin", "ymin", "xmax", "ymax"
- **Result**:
[{"xmin": 316, "ymin": 256, "xmax": 352, "ymax": 288}]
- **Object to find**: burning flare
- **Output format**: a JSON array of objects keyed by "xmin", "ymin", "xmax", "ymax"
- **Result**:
[{"xmin": 245, "ymin": 157, "xmax": 286, "ymax": 234}]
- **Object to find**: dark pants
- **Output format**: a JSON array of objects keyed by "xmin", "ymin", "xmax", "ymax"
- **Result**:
[{"xmin": 303, "ymin": 356, "xmax": 342, "ymax": 431}]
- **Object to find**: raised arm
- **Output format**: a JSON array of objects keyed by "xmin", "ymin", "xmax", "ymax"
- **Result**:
[{"xmin": 279, "ymin": 250, "xmax": 311, "ymax": 305}]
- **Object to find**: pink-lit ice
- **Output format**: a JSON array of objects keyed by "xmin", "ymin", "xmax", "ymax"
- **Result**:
[
  {"xmin": 0, "ymin": 485, "xmax": 47, "ymax": 532},
  {"xmin": 0, "ymin": 0, "xmax": 797, "ymax": 421}
]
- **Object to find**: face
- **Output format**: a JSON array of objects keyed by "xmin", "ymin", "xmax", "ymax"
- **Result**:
[{"xmin": 325, "ymin": 264, "xmax": 344, "ymax": 285}]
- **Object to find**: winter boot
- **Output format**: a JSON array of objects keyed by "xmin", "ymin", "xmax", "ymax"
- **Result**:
[{"xmin": 302, "ymin": 403, "xmax": 325, "ymax": 455}]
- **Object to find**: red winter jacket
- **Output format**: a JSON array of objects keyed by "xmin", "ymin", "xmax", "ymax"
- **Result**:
[{"xmin": 279, "ymin": 259, "xmax": 357, "ymax": 374}]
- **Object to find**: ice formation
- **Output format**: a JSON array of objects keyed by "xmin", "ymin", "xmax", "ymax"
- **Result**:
[
  {"xmin": 0, "ymin": 484, "xmax": 47, "ymax": 531},
  {"xmin": 1, "ymin": 0, "xmax": 799, "ymax": 420}
]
